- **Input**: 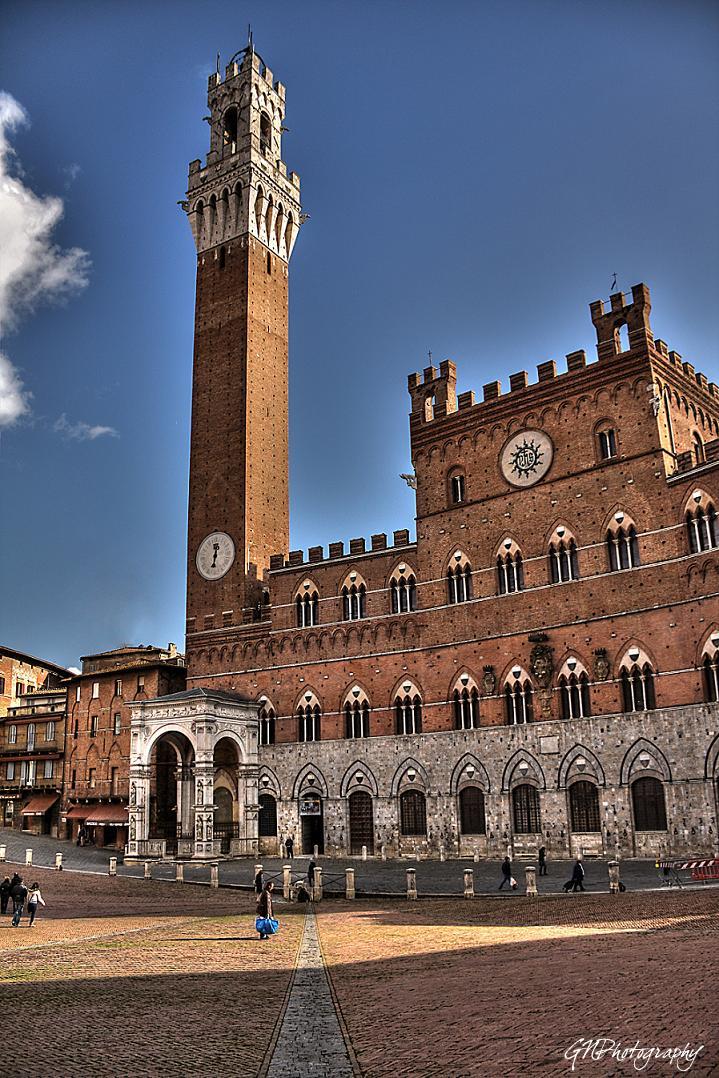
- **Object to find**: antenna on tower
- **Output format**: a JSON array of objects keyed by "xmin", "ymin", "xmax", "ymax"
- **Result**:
[
  {"xmin": 248, "ymin": 24, "xmax": 254, "ymax": 51},
  {"xmin": 216, "ymin": 51, "xmax": 221, "ymax": 76}
]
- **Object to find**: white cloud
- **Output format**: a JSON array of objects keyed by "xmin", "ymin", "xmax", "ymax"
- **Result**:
[
  {"xmin": 54, "ymin": 413, "xmax": 118, "ymax": 442},
  {"xmin": 0, "ymin": 91, "xmax": 90, "ymax": 429}
]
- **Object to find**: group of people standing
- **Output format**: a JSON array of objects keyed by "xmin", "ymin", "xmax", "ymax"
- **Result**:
[
  {"xmin": 0, "ymin": 873, "xmax": 46, "ymax": 927},
  {"xmin": 499, "ymin": 850, "xmax": 588, "ymax": 892}
]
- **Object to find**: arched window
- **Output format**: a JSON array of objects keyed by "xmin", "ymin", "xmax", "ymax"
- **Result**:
[
  {"xmin": 258, "ymin": 793, "xmax": 277, "ymax": 837},
  {"xmin": 265, "ymin": 194, "xmax": 274, "ymax": 241},
  {"xmin": 342, "ymin": 575, "xmax": 366, "ymax": 620},
  {"xmin": 663, "ymin": 387, "xmax": 676, "ymax": 455},
  {"xmin": 274, "ymin": 203, "xmax": 284, "ymax": 249},
  {"xmin": 297, "ymin": 693, "xmax": 321, "ymax": 743},
  {"xmin": 693, "ymin": 432, "xmax": 705, "ymax": 465},
  {"xmin": 620, "ymin": 652, "xmax": 656, "ymax": 712},
  {"xmin": 548, "ymin": 532, "xmax": 579, "ymax": 583},
  {"xmin": 447, "ymin": 552, "xmax": 472, "ymax": 604},
  {"xmin": 296, "ymin": 587, "xmax": 319, "ymax": 628},
  {"xmin": 607, "ymin": 515, "xmax": 639, "ymax": 570},
  {"xmin": 497, "ymin": 540, "xmax": 524, "ymax": 594},
  {"xmin": 686, "ymin": 496, "xmax": 718, "ymax": 553},
  {"xmin": 399, "ymin": 789, "xmax": 426, "ymax": 835},
  {"xmin": 453, "ymin": 677, "xmax": 480, "ymax": 730},
  {"xmin": 505, "ymin": 671, "xmax": 533, "ymax": 725},
  {"xmin": 569, "ymin": 781, "xmax": 601, "ymax": 832},
  {"xmin": 254, "ymin": 185, "xmax": 264, "ymax": 234},
  {"xmin": 703, "ymin": 651, "xmax": 719, "ymax": 703},
  {"xmin": 223, "ymin": 107, "xmax": 238, "ymax": 154},
  {"xmin": 344, "ymin": 687, "xmax": 370, "ymax": 739},
  {"xmin": 459, "ymin": 787, "xmax": 486, "ymax": 834},
  {"xmin": 284, "ymin": 212, "xmax": 294, "ymax": 254},
  {"xmin": 448, "ymin": 470, "xmax": 466, "ymax": 505},
  {"xmin": 558, "ymin": 662, "xmax": 591, "ymax": 719},
  {"xmin": 260, "ymin": 111, "xmax": 271, "ymax": 155},
  {"xmin": 632, "ymin": 776, "xmax": 667, "ymax": 831},
  {"xmin": 597, "ymin": 427, "xmax": 618, "ymax": 461},
  {"xmin": 395, "ymin": 686, "xmax": 422, "ymax": 735},
  {"xmin": 259, "ymin": 701, "xmax": 276, "ymax": 746},
  {"xmin": 390, "ymin": 566, "xmax": 417, "ymax": 613},
  {"xmin": 512, "ymin": 784, "xmax": 541, "ymax": 833}
]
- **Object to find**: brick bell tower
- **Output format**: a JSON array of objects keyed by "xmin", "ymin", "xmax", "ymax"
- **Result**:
[{"xmin": 184, "ymin": 46, "xmax": 301, "ymax": 636}]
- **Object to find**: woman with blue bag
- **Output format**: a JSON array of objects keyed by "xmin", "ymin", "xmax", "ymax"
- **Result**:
[{"xmin": 255, "ymin": 880, "xmax": 279, "ymax": 940}]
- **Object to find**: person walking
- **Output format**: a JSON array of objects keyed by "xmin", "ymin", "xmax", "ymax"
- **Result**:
[
  {"xmin": 538, "ymin": 846, "xmax": 548, "ymax": 876},
  {"xmin": 307, "ymin": 857, "xmax": 317, "ymax": 898},
  {"xmin": 255, "ymin": 881, "xmax": 278, "ymax": 940},
  {"xmin": 0, "ymin": 876, "xmax": 11, "ymax": 915},
  {"xmin": 571, "ymin": 857, "xmax": 586, "ymax": 892},
  {"xmin": 285, "ymin": 834, "xmax": 294, "ymax": 860},
  {"xmin": 26, "ymin": 883, "xmax": 46, "ymax": 927},
  {"xmin": 10, "ymin": 875, "xmax": 28, "ymax": 927},
  {"xmin": 254, "ymin": 867, "xmax": 264, "ymax": 895},
  {"xmin": 498, "ymin": 855, "xmax": 513, "ymax": 890}
]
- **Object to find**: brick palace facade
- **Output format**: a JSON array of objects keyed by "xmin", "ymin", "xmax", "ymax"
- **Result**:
[{"xmin": 118, "ymin": 45, "xmax": 718, "ymax": 861}]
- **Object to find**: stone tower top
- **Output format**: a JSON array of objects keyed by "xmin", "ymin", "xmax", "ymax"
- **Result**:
[{"xmin": 185, "ymin": 46, "xmax": 302, "ymax": 260}]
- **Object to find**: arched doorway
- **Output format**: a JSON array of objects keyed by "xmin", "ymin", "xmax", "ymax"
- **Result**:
[
  {"xmin": 213, "ymin": 737, "xmax": 241, "ymax": 853},
  {"xmin": 300, "ymin": 792, "xmax": 324, "ymax": 854},
  {"xmin": 149, "ymin": 732, "xmax": 195, "ymax": 855},
  {"xmin": 348, "ymin": 791, "xmax": 374, "ymax": 854}
]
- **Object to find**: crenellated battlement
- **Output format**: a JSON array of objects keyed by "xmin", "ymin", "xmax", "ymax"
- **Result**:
[
  {"xmin": 407, "ymin": 284, "xmax": 718, "ymax": 427},
  {"xmin": 269, "ymin": 530, "xmax": 415, "ymax": 573}
]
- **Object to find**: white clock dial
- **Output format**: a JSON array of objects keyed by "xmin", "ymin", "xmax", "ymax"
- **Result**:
[{"xmin": 196, "ymin": 531, "xmax": 235, "ymax": 580}]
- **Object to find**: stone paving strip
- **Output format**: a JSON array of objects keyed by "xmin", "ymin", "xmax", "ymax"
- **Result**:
[{"xmin": 264, "ymin": 908, "xmax": 356, "ymax": 1078}]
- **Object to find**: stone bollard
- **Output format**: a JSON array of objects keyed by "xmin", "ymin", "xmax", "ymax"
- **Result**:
[
  {"xmin": 55, "ymin": 852, "xmax": 63, "ymax": 871},
  {"xmin": 25, "ymin": 849, "xmax": 33, "ymax": 866},
  {"xmin": 108, "ymin": 857, "xmax": 117, "ymax": 876},
  {"xmin": 439, "ymin": 844, "xmax": 446, "ymax": 862},
  {"xmin": 144, "ymin": 861, "xmax": 152, "ymax": 880},
  {"xmin": 282, "ymin": 864, "xmax": 292, "ymax": 900},
  {"xmin": 0, "ymin": 844, "xmax": 6, "ymax": 862},
  {"xmin": 361, "ymin": 845, "xmax": 367, "ymax": 861},
  {"xmin": 406, "ymin": 867, "xmax": 417, "ymax": 900},
  {"xmin": 176, "ymin": 862, "xmax": 184, "ymax": 883},
  {"xmin": 463, "ymin": 868, "xmax": 474, "ymax": 899},
  {"xmin": 525, "ymin": 865, "xmax": 538, "ymax": 897},
  {"xmin": 345, "ymin": 868, "xmax": 355, "ymax": 899},
  {"xmin": 210, "ymin": 863, "xmax": 219, "ymax": 889},
  {"xmin": 313, "ymin": 866, "xmax": 323, "ymax": 901},
  {"xmin": 313, "ymin": 844, "xmax": 319, "ymax": 859},
  {"xmin": 380, "ymin": 844, "xmax": 387, "ymax": 861},
  {"xmin": 608, "ymin": 860, "xmax": 621, "ymax": 895},
  {"xmin": 473, "ymin": 849, "xmax": 479, "ymax": 863}
]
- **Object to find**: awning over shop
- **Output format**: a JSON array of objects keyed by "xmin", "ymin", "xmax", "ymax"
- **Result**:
[
  {"xmin": 21, "ymin": 794, "xmax": 59, "ymax": 816},
  {"xmin": 84, "ymin": 804, "xmax": 129, "ymax": 826},
  {"xmin": 65, "ymin": 805, "xmax": 90, "ymax": 820}
]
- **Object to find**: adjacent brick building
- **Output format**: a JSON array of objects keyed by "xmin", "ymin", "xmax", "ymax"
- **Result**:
[
  {"xmin": 129, "ymin": 45, "xmax": 719, "ymax": 862},
  {"xmin": 62, "ymin": 644, "xmax": 185, "ymax": 848},
  {"xmin": 0, "ymin": 687, "xmax": 67, "ymax": 835},
  {"xmin": 0, "ymin": 646, "xmax": 68, "ymax": 717}
]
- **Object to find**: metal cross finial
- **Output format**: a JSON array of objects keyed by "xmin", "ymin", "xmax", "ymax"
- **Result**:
[
  {"xmin": 610, "ymin": 272, "xmax": 617, "ymax": 292},
  {"xmin": 428, "ymin": 350, "xmax": 432, "ymax": 363},
  {"xmin": 248, "ymin": 24, "xmax": 254, "ymax": 49}
]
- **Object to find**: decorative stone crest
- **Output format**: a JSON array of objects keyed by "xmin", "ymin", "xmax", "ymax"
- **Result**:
[
  {"xmin": 482, "ymin": 666, "xmax": 497, "ymax": 696},
  {"xmin": 530, "ymin": 643, "xmax": 554, "ymax": 689},
  {"xmin": 594, "ymin": 648, "xmax": 611, "ymax": 681},
  {"xmin": 500, "ymin": 430, "xmax": 554, "ymax": 488}
]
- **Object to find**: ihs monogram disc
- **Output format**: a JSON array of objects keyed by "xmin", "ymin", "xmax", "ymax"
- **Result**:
[{"xmin": 500, "ymin": 430, "xmax": 554, "ymax": 487}]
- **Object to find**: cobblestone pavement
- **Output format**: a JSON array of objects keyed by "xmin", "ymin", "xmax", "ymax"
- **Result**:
[
  {"xmin": 317, "ymin": 889, "xmax": 719, "ymax": 1077},
  {"xmin": 0, "ymin": 866, "xmax": 305, "ymax": 1076},
  {"xmin": 0, "ymin": 828, "xmax": 697, "ymax": 896},
  {"xmin": 265, "ymin": 910, "xmax": 355, "ymax": 1078}
]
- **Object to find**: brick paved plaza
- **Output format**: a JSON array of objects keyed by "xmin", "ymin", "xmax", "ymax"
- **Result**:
[{"xmin": 0, "ymin": 857, "xmax": 716, "ymax": 1076}]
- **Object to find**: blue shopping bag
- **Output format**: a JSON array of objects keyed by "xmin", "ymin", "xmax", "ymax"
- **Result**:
[{"xmin": 255, "ymin": 916, "xmax": 279, "ymax": 935}]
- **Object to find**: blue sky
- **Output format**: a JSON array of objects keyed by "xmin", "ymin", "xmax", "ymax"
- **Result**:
[{"xmin": 0, "ymin": 0, "xmax": 717, "ymax": 670}]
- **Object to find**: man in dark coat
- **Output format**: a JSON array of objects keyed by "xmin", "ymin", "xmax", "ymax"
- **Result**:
[
  {"xmin": 285, "ymin": 834, "xmax": 294, "ymax": 859},
  {"xmin": 307, "ymin": 858, "xmax": 316, "ymax": 897},
  {"xmin": 538, "ymin": 846, "xmax": 547, "ymax": 876},
  {"xmin": 10, "ymin": 875, "xmax": 28, "ymax": 926},
  {"xmin": 571, "ymin": 858, "xmax": 586, "ymax": 892},
  {"xmin": 498, "ymin": 856, "xmax": 513, "ymax": 890},
  {"xmin": 0, "ymin": 876, "xmax": 11, "ymax": 915},
  {"xmin": 254, "ymin": 867, "xmax": 264, "ymax": 895}
]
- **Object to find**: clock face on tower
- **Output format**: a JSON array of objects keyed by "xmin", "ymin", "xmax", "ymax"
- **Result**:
[{"xmin": 196, "ymin": 531, "xmax": 235, "ymax": 581}]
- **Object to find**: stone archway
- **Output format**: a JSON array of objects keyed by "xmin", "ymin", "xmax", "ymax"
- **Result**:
[{"xmin": 125, "ymin": 687, "xmax": 260, "ymax": 861}]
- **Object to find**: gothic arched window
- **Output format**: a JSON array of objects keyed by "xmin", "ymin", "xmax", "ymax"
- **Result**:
[
  {"xmin": 390, "ymin": 567, "xmax": 417, "ymax": 614},
  {"xmin": 607, "ymin": 515, "xmax": 640, "ymax": 570},
  {"xmin": 693, "ymin": 432, "xmax": 705, "ymax": 465},
  {"xmin": 512, "ymin": 784, "xmax": 541, "ymax": 833},
  {"xmin": 395, "ymin": 686, "xmax": 422, "ymax": 735},
  {"xmin": 448, "ymin": 469, "xmax": 466, "ymax": 505},
  {"xmin": 296, "ymin": 588, "xmax": 319, "ymax": 628},
  {"xmin": 559, "ymin": 665, "xmax": 591, "ymax": 719},
  {"xmin": 259, "ymin": 702, "xmax": 276, "ymax": 746},
  {"xmin": 497, "ymin": 540, "xmax": 524, "ymax": 594},
  {"xmin": 259, "ymin": 111, "xmax": 271, "ymax": 155},
  {"xmin": 620, "ymin": 653, "xmax": 656, "ymax": 712},
  {"xmin": 223, "ymin": 107, "xmax": 238, "ymax": 154},
  {"xmin": 344, "ymin": 688, "xmax": 370, "ymax": 739},
  {"xmin": 548, "ymin": 534, "xmax": 579, "ymax": 583},
  {"xmin": 297, "ymin": 698, "xmax": 321, "ymax": 743},
  {"xmin": 459, "ymin": 787, "xmax": 486, "ymax": 834},
  {"xmin": 505, "ymin": 672, "xmax": 533, "ymax": 725},
  {"xmin": 632, "ymin": 777, "xmax": 667, "ymax": 831},
  {"xmin": 453, "ymin": 678, "xmax": 480, "ymax": 730},
  {"xmin": 447, "ymin": 553, "xmax": 472, "ymax": 604},
  {"xmin": 342, "ymin": 577, "xmax": 366, "ymax": 620},
  {"xmin": 399, "ymin": 790, "xmax": 427, "ymax": 836},
  {"xmin": 569, "ymin": 781, "xmax": 601, "ymax": 832},
  {"xmin": 686, "ymin": 497, "xmax": 717, "ymax": 554}
]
